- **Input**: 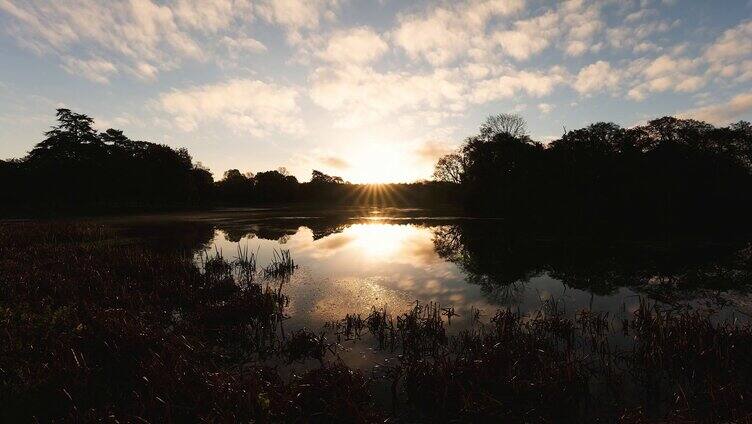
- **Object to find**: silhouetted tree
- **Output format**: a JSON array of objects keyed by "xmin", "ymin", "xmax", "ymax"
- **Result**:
[
  {"xmin": 433, "ymin": 153, "xmax": 464, "ymax": 184},
  {"xmin": 311, "ymin": 170, "xmax": 344, "ymax": 184},
  {"xmin": 434, "ymin": 113, "xmax": 752, "ymax": 236},
  {"xmin": 3, "ymin": 109, "xmax": 213, "ymax": 212},
  {"xmin": 479, "ymin": 113, "xmax": 528, "ymax": 140},
  {"xmin": 215, "ymin": 169, "xmax": 254, "ymax": 204}
]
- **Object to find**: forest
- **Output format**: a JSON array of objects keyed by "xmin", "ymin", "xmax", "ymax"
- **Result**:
[
  {"xmin": 3, "ymin": 109, "xmax": 752, "ymax": 237},
  {"xmin": 0, "ymin": 109, "xmax": 454, "ymax": 212},
  {"xmin": 435, "ymin": 113, "xmax": 752, "ymax": 236}
]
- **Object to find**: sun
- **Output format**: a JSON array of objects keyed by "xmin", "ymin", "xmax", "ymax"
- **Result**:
[{"xmin": 344, "ymin": 142, "xmax": 415, "ymax": 184}]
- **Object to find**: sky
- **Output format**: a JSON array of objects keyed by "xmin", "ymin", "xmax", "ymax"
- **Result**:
[{"xmin": 1, "ymin": 0, "xmax": 752, "ymax": 183}]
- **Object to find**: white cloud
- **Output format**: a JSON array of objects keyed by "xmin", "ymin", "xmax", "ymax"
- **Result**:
[
  {"xmin": 625, "ymin": 8, "xmax": 656, "ymax": 23},
  {"xmin": 606, "ymin": 19, "xmax": 673, "ymax": 51},
  {"xmin": 705, "ymin": 20, "xmax": 752, "ymax": 81},
  {"xmin": 158, "ymin": 79, "xmax": 303, "ymax": 136},
  {"xmin": 310, "ymin": 65, "xmax": 466, "ymax": 128},
  {"xmin": 643, "ymin": 54, "xmax": 696, "ymax": 78},
  {"xmin": 679, "ymin": 92, "xmax": 752, "ymax": 124},
  {"xmin": 470, "ymin": 67, "xmax": 567, "ymax": 103},
  {"xmin": 675, "ymin": 76, "xmax": 706, "ymax": 92},
  {"xmin": 392, "ymin": 7, "xmax": 472, "ymax": 65},
  {"xmin": 413, "ymin": 139, "xmax": 457, "ymax": 164},
  {"xmin": 705, "ymin": 20, "xmax": 752, "ymax": 63},
  {"xmin": 392, "ymin": 0, "xmax": 524, "ymax": 65},
  {"xmin": 173, "ymin": 0, "xmax": 248, "ymax": 33},
  {"xmin": 559, "ymin": 1, "xmax": 603, "ymax": 57},
  {"xmin": 318, "ymin": 27, "xmax": 388, "ymax": 64},
  {"xmin": 0, "ymin": 0, "xmax": 203, "ymax": 81},
  {"xmin": 624, "ymin": 53, "xmax": 705, "ymax": 100},
  {"xmin": 61, "ymin": 57, "xmax": 118, "ymax": 84},
  {"xmin": 493, "ymin": 11, "xmax": 558, "ymax": 61},
  {"xmin": 573, "ymin": 61, "xmax": 621, "ymax": 94},
  {"xmin": 222, "ymin": 35, "xmax": 267, "ymax": 54},
  {"xmin": 463, "ymin": 63, "xmax": 491, "ymax": 79},
  {"xmin": 255, "ymin": 0, "xmax": 340, "ymax": 40},
  {"xmin": 537, "ymin": 103, "xmax": 553, "ymax": 114},
  {"xmin": 0, "ymin": 0, "xmax": 334, "ymax": 82},
  {"xmin": 131, "ymin": 62, "xmax": 159, "ymax": 81}
]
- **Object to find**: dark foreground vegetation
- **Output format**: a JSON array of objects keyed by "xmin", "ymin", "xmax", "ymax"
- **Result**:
[{"xmin": 2, "ymin": 222, "xmax": 752, "ymax": 422}]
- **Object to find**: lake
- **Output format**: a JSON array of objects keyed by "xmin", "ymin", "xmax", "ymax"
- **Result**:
[{"xmin": 99, "ymin": 207, "xmax": 752, "ymax": 336}]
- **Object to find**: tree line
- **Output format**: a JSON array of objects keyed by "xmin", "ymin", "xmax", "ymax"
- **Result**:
[
  {"xmin": 434, "ymin": 113, "xmax": 752, "ymax": 236},
  {"xmin": 0, "ymin": 109, "xmax": 454, "ymax": 213},
  {"xmin": 4, "ymin": 108, "xmax": 751, "ymax": 234}
]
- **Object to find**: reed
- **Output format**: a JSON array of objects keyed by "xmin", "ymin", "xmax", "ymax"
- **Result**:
[
  {"xmin": 2, "ymin": 222, "xmax": 751, "ymax": 423},
  {"xmin": 263, "ymin": 248, "xmax": 297, "ymax": 278}
]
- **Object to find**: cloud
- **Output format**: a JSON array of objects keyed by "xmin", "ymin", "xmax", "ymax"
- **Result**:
[
  {"xmin": 470, "ymin": 67, "xmax": 567, "ymax": 103},
  {"xmin": 0, "ymin": 0, "xmax": 323, "ymax": 82},
  {"xmin": 320, "ymin": 156, "xmax": 349, "ymax": 169},
  {"xmin": 705, "ymin": 20, "xmax": 752, "ymax": 81},
  {"xmin": 678, "ymin": 92, "xmax": 752, "ymax": 124},
  {"xmin": 318, "ymin": 27, "xmax": 388, "ymax": 64},
  {"xmin": 392, "ymin": 0, "xmax": 524, "ymax": 65},
  {"xmin": 309, "ymin": 60, "xmax": 565, "ymax": 129},
  {"xmin": 558, "ymin": 1, "xmax": 603, "ymax": 57},
  {"xmin": 626, "ymin": 54, "xmax": 705, "ymax": 100},
  {"xmin": 393, "ymin": 0, "xmax": 606, "ymax": 64},
  {"xmin": 705, "ymin": 20, "xmax": 752, "ymax": 63},
  {"xmin": 255, "ymin": 0, "xmax": 341, "ymax": 41},
  {"xmin": 61, "ymin": 57, "xmax": 118, "ymax": 84},
  {"xmin": 131, "ymin": 62, "xmax": 159, "ymax": 81},
  {"xmin": 643, "ymin": 54, "xmax": 696, "ymax": 78},
  {"xmin": 0, "ymin": 0, "xmax": 203, "ymax": 81},
  {"xmin": 413, "ymin": 139, "xmax": 456, "ymax": 163},
  {"xmin": 173, "ymin": 0, "xmax": 248, "ymax": 33},
  {"xmin": 573, "ymin": 61, "xmax": 620, "ymax": 94},
  {"xmin": 606, "ymin": 18, "xmax": 674, "ymax": 51},
  {"xmin": 493, "ymin": 11, "xmax": 557, "ymax": 61},
  {"xmin": 537, "ymin": 103, "xmax": 553, "ymax": 114},
  {"xmin": 158, "ymin": 79, "xmax": 303, "ymax": 136},
  {"xmin": 221, "ymin": 35, "xmax": 267, "ymax": 54},
  {"xmin": 309, "ymin": 65, "xmax": 466, "ymax": 128}
]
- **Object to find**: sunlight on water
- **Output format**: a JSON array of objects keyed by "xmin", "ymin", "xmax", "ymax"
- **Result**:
[{"xmin": 199, "ymin": 220, "xmax": 723, "ymax": 331}]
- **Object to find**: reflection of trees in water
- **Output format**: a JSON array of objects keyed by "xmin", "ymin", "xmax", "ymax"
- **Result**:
[
  {"xmin": 432, "ymin": 223, "xmax": 752, "ymax": 304},
  {"xmin": 215, "ymin": 220, "xmax": 351, "ymax": 243},
  {"xmin": 432, "ymin": 224, "xmax": 544, "ymax": 304},
  {"xmin": 124, "ymin": 217, "xmax": 752, "ymax": 307},
  {"xmin": 118, "ymin": 221, "xmax": 216, "ymax": 253}
]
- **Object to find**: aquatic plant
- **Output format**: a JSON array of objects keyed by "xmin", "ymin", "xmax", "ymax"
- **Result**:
[
  {"xmin": 2, "ymin": 222, "xmax": 752, "ymax": 423},
  {"xmin": 263, "ymin": 248, "xmax": 297, "ymax": 279}
]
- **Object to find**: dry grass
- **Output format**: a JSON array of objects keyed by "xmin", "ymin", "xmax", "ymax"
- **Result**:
[{"xmin": 2, "ymin": 222, "xmax": 751, "ymax": 422}]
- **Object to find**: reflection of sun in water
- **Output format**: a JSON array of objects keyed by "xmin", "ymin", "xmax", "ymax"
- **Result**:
[{"xmin": 349, "ymin": 224, "xmax": 414, "ymax": 260}]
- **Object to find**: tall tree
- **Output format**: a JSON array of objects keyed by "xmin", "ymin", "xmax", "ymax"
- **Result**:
[{"xmin": 479, "ymin": 113, "xmax": 528, "ymax": 140}]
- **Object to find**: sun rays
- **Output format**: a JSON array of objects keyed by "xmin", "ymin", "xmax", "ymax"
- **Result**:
[{"xmin": 345, "ymin": 183, "xmax": 411, "ymax": 206}]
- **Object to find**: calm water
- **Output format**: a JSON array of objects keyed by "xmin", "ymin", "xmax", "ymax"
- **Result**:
[{"xmin": 107, "ymin": 207, "xmax": 752, "ymax": 334}]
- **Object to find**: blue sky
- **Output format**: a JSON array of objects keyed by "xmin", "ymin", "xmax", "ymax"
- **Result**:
[{"xmin": 1, "ymin": 0, "xmax": 752, "ymax": 183}]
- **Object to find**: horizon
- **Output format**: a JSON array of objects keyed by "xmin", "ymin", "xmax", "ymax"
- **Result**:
[{"xmin": 2, "ymin": 0, "xmax": 752, "ymax": 183}]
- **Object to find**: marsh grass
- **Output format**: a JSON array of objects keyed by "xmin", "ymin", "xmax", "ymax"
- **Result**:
[
  {"xmin": 323, "ymin": 298, "xmax": 752, "ymax": 422},
  {"xmin": 2, "ymin": 222, "xmax": 752, "ymax": 423},
  {"xmin": 263, "ymin": 248, "xmax": 297, "ymax": 279}
]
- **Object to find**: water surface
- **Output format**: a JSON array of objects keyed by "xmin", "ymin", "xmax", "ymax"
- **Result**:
[{"xmin": 103, "ymin": 207, "xmax": 752, "ymax": 333}]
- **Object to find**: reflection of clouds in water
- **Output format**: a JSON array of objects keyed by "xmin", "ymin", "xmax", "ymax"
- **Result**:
[
  {"xmin": 313, "ymin": 233, "xmax": 355, "ymax": 253},
  {"xmin": 204, "ymin": 222, "xmax": 748, "ymax": 331},
  {"xmin": 307, "ymin": 277, "xmax": 414, "ymax": 324},
  {"xmin": 207, "ymin": 223, "xmax": 502, "ymax": 326}
]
